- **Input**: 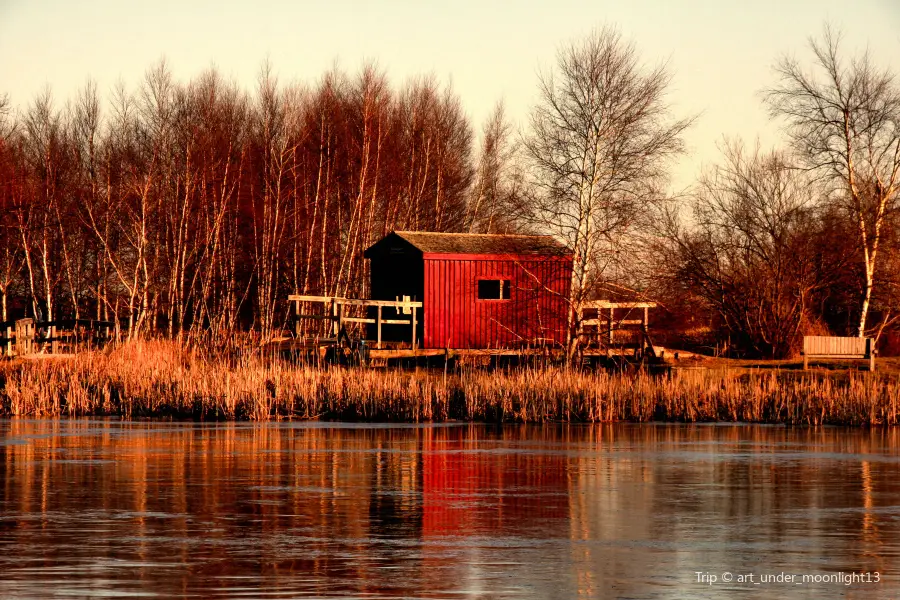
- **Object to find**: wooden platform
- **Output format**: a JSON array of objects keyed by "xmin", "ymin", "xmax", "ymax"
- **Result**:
[
  {"xmin": 278, "ymin": 293, "xmax": 662, "ymax": 366},
  {"xmin": 262, "ymin": 338, "xmax": 669, "ymax": 366},
  {"xmin": 264, "ymin": 339, "xmax": 565, "ymax": 359}
]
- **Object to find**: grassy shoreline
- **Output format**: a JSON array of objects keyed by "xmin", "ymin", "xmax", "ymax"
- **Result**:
[{"xmin": 0, "ymin": 341, "xmax": 898, "ymax": 425}]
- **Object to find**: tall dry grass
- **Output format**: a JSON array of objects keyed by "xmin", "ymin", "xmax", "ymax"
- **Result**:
[{"xmin": 0, "ymin": 340, "xmax": 898, "ymax": 424}]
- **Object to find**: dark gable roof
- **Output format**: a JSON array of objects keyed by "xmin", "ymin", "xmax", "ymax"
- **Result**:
[{"xmin": 389, "ymin": 231, "xmax": 569, "ymax": 256}]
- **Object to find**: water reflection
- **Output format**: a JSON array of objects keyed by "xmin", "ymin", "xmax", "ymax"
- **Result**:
[{"xmin": 0, "ymin": 420, "xmax": 898, "ymax": 598}]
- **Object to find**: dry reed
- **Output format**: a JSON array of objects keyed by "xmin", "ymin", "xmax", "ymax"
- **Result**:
[{"xmin": 0, "ymin": 340, "xmax": 897, "ymax": 424}]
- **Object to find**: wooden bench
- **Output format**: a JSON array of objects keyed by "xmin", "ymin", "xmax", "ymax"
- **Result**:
[{"xmin": 802, "ymin": 336, "xmax": 875, "ymax": 371}]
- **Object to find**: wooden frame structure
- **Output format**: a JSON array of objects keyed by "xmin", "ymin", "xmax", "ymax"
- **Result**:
[
  {"xmin": 289, "ymin": 295, "xmax": 423, "ymax": 351},
  {"xmin": 578, "ymin": 300, "xmax": 658, "ymax": 358}
]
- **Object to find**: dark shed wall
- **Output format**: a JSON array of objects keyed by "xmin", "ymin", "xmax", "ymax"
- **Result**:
[
  {"xmin": 423, "ymin": 255, "xmax": 572, "ymax": 349},
  {"xmin": 367, "ymin": 246, "xmax": 424, "ymax": 343}
]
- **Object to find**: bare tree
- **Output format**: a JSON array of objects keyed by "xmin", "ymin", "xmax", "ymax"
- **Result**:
[
  {"xmin": 523, "ymin": 26, "xmax": 691, "ymax": 353},
  {"xmin": 766, "ymin": 24, "xmax": 900, "ymax": 337},
  {"xmin": 251, "ymin": 61, "xmax": 292, "ymax": 339},
  {"xmin": 467, "ymin": 102, "xmax": 523, "ymax": 234},
  {"xmin": 668, "ymin": 141, "xmax": 841, "ymax": 358},
  {"xmin": 0, "ymin": 93, "xmax": 21, "ymax": 322},
  {"xmin": 0, "ymin": 60, "xmax": 476, "ymax": 341}
]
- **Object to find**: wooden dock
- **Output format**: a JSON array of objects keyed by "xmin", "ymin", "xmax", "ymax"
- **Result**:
[{"xmin": 272, "ymin": 294, "xmax": 663, "ymax": 367}]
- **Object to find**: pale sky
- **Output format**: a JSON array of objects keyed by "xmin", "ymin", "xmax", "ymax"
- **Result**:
[{"xmin": 2, "ymin": 0, "xmax": 899, "ymax": 190}]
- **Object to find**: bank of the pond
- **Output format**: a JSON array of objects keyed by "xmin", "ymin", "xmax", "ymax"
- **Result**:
[{"xmin": 0, "ymin": 341, "xmax": 898, "ymax": 425}]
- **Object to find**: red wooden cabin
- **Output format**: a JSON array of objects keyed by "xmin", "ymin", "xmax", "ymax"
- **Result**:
[{"xmin": 363, "ymin": 231, "xmax": 573, "ymax": 349}]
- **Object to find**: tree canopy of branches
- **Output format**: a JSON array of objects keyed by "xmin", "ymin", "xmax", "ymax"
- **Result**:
[
  {"xmin": 0, "ymin": 62, "xmax": 474, "ymax": 340},
  {"xmin": 667, "ymin": 142, "xmax": 848, "ymax": 358},
  {"xmin": 522, "ymin": 26, "xmax": 691, "ymax": 350},
  {"xmin": 466, "ymin": 102, "xmax": 523, "ymax": 234},
  {"xmin": 766, "ymin": 24, "xmax": 900, "ymax": 337}
]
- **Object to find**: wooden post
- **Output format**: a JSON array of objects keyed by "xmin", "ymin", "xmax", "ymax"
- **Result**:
[
  {"xmin": 607, "ymin": 307, "xmax": 614, "ymax": 353},
  {"xmin": 803, "ymin": 353, "xmax": 808, "ymax": 371},
  {"xmin": 295, "ymin": 299, "xmax": 300, "ymax": 338},
  {"xmin": 16, "ymin": 319, "xmax": 33, "ymax": 356},
  {"xmin": 331, "ymin": 300, "xmax": 338, "ymax": 337},
  {"xmin": 411, "ymin": 305, "xmax": 417, "ymax": 352},
  {"xmin": 4, "ymin": 325, "xmax": 10, "ymax": 357},
  {"xmin": 336, "ymin": 300, "xmax": 344, "ymax": 341},
  {"xmin": 868, "ymin": 338, "xmax": 876, "ymax": 372},
  {"xmin": 377, "ymin": 305, "xmax": 382, "ymax": 349}
]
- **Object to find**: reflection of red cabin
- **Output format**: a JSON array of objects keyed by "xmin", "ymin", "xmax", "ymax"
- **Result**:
[
  {"xmin": 364, "ymin": 232, "xmax": 573, "ymax": 349},
  {"xmin": 420, "ymin": 428, "xmax": 571, "ymax": 537}
]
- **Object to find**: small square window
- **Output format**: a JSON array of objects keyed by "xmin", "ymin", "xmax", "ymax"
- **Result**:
[{"xmin": 477, "ymin": 279, "xmax": 511, "ymax": 300}]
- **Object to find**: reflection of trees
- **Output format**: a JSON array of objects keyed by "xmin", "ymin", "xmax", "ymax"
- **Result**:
[
  {"xmin": 636, "ymin": 426, "xmax": 900, "ymax": 587},
  {"xmin": 0, "ymin": 421, "xmax": 897, "ymax": 597}
]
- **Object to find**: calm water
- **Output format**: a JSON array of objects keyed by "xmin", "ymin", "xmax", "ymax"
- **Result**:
[{"xmin": 0, "ymin": 421, "xmax": 898, "ymax": 599}]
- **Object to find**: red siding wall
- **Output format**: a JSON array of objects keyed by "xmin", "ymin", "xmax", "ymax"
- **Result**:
[{"xmin": 422, "ymin": 253, "xmax": 572, "ymax": 349}]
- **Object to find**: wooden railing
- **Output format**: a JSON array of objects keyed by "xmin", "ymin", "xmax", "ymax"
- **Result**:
[
  {"xmin": 288, "ymin": 295, "xmax": 423, "ymax": 350},
  {"xmin": 1, "ymin": 319, "xmax": 113, "ymax": 357}
]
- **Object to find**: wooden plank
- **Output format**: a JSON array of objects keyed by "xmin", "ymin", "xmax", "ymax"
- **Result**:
[
  {"xmin": 16, "ymin": 319, "xmax": 33, "ymax": 355},
  {"xmin": 368, "ymin": 347, "xmax": 568, "ymax": 360},
  {"xmin": 342, "ymin": 298, "xmax": 422, "ymax": 308},
  {"xmin": 289, "ymin": 294, "xmax": 342, "ymax": 302},
  {"xmin": 581, "ymin": 318, "xmax": 644, "ymax": 327},
  {"xmin": 289, "ymin": 294, "xmax": 422, "ymax": 308},
  {"xmin": 331, "ymin": 300, "xmax": 338, "ymax": 337},
  {"xmin": 607, "ymin": 307, "xmax": 613, "ymax": 346},
  {"xmin": 803, "ymin": 336, "xmax": 868, "ymax": 357},
  {"xmin": 802, "ymin": 335, "xmax": 876, "ymax": 371},
  {"xmin": 343, "ymin": 317, "xmax": 376, "ymax": 324},
  {"xmin": 412, "ymin": 305, "xmax": 417, "ymax": 351},
  {"xmin": 342, "ymin": 317, "xmax": 414, "ymax": 325},
  {"xmin": 583, "ymin": 300, "xmax": 657, "ymax": 309},
  {"xmin": 370, "ymin": 348, "xmax": 446, "ymax": 359}
]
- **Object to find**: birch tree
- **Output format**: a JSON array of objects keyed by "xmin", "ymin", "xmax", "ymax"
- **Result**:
[
  {"xmin": 467, "ymin": 102, "xmax": 523, "ymax": 234},
  {"xmin": 0, "ymin": 94, "xmax": 21, "ymax": 322},
  {"xmin": 0, "ymin": 61, "xmax": 476, "ymax": 339},
  {"xmin": 523, "ymin": 26, "xmax": 691, "ymax": 353},
  {"xmin": 766, "ymin": 25, "xmax": 900, "ymax": 337}
]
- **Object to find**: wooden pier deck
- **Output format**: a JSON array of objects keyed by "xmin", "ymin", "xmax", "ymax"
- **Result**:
[{"xmin": 268, "ymin": 294, "xmax": 665, "ymax": 367}]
